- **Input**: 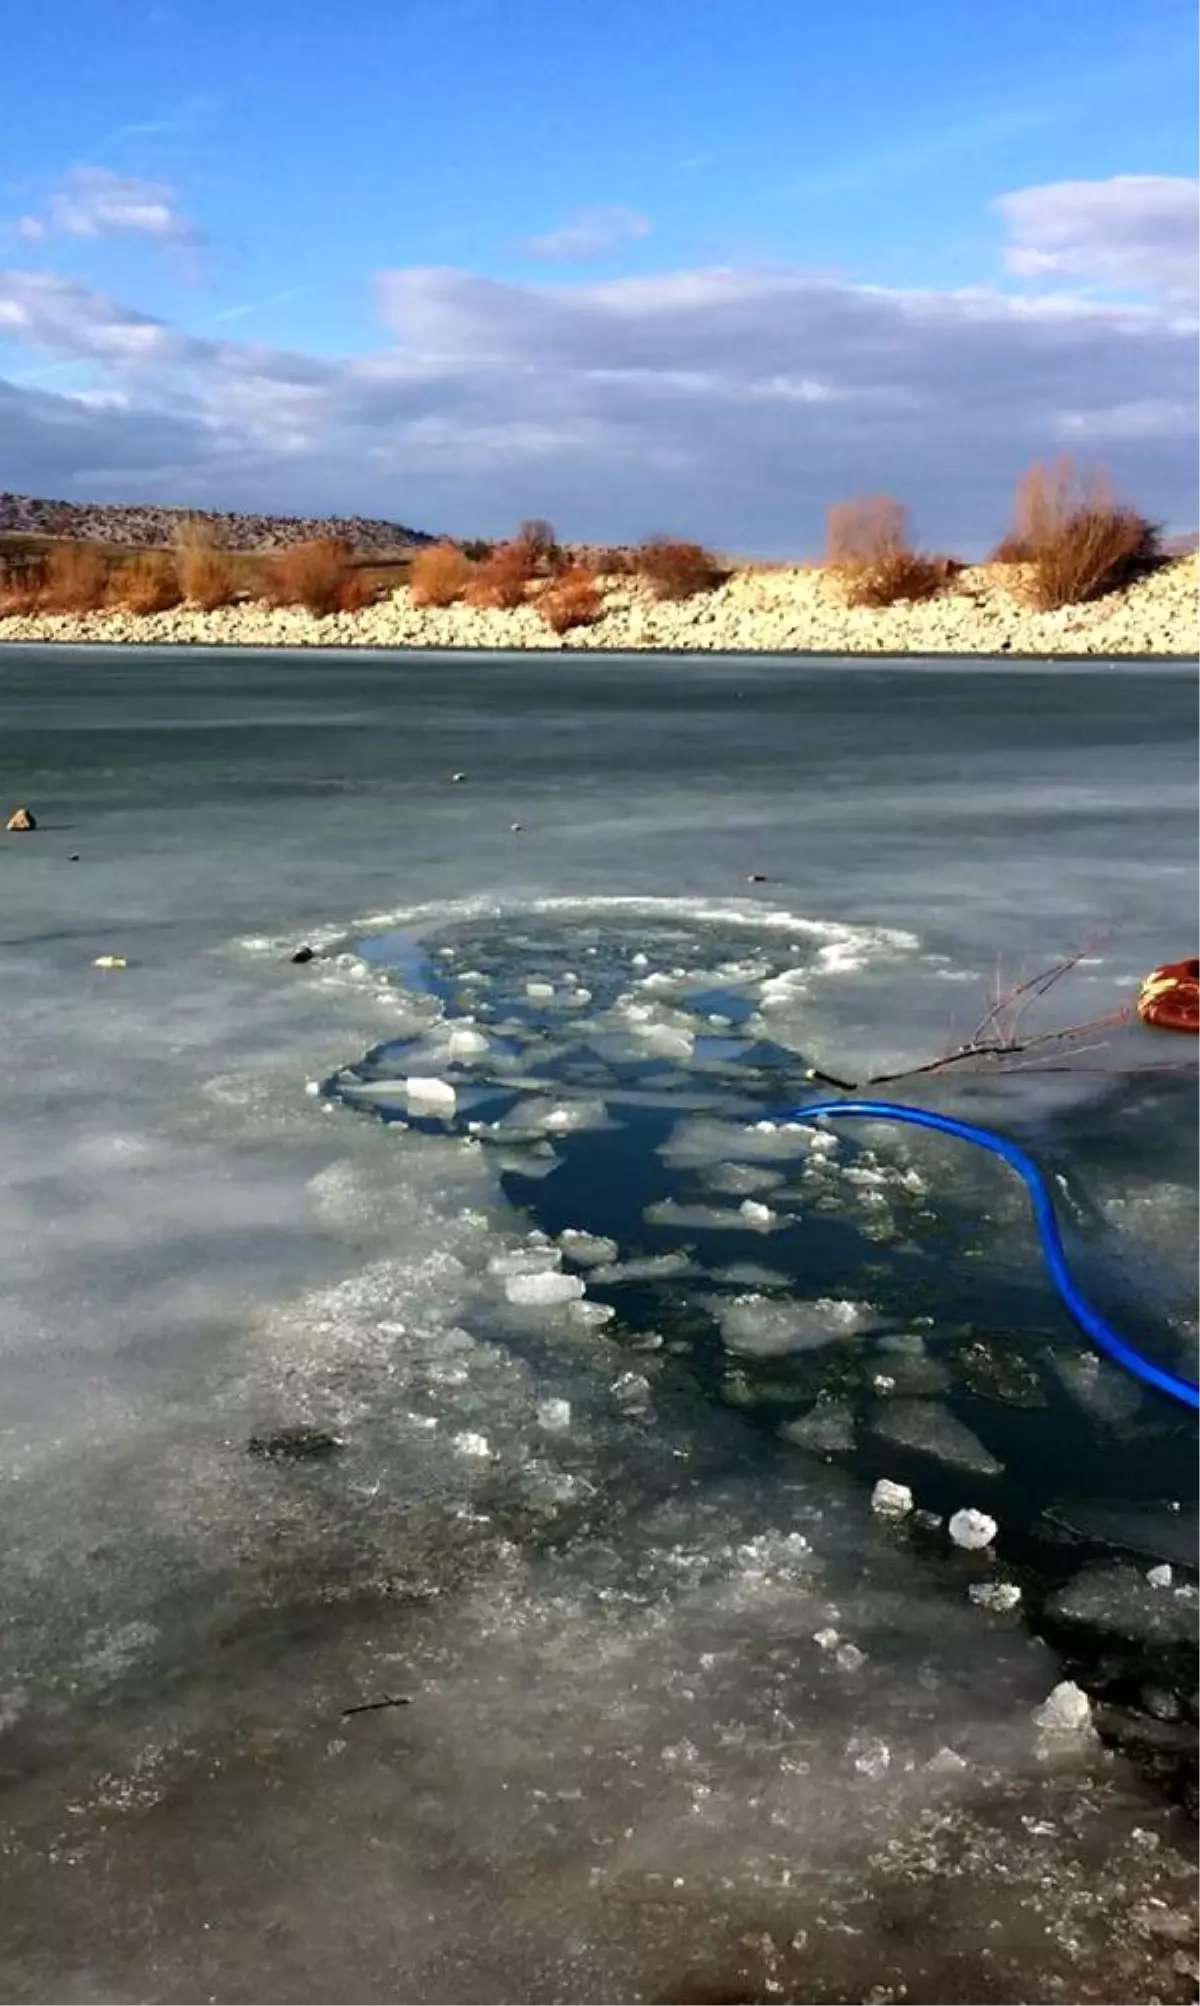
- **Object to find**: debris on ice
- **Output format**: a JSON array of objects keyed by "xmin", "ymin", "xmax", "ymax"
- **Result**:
[
  {"xmin": 871, "ymin": 1478, "xmax": 914, "ymax": 1518},
  {"xmin": 1034, "ymin": 1680, "xmax": 1094, "ymax": 1737},
  {"xmin": 969, "ymin": 1580, "xmax": 1022, "ymax": 1612},
  {"xmin": 949, "ymin": 1507, "xmax": 998, "ymax": 1551},
  {"xmin": 503, "ymin": 1271, "xmax": 586, "ymax": 1307}
]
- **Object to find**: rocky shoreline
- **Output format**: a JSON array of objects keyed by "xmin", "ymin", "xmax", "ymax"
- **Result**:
[{"xmin": 1, "ymin": 554, "xmax": 1196, "ymax": 656}]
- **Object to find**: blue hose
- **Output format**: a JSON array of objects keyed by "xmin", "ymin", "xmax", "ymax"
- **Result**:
[{"xmin": 784, "ymin": 1098, "xmax": 1199, "ymax": 1412}]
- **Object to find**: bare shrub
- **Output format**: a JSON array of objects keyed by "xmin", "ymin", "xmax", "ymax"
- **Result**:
[
  {"xmin": 464, "ymin": 540, "xmax": 537, "ymax": 609},
  {"xmin": 538, "ymin": 565, "xmax": 603, "ymax": 633},
  {"xmin": 41, "ymin": 542, "xmax": 110, "ymax": 612},
  {"xmin": 410, "ymin": 541, "xmax": 474, "ymax": 608},
  {"xmin": 111, "ymin": 552, "xmax": 181, "ymax": 613},
  {"xmin": 826, "ymin": 496, "xmax": 952, "ymax": 606},
  {"xmin": 516, "ymin": 518, "xmax": 559, "ymax": 564},
  {"xmin": 174, "ymin": 519, "xmax": 237, "ymax": 609},
  {"xmin": 267, "ymin": 536, "xmax": 355, "ymax": 615},
  {"xmin": 0, "ymin": 577, "xmax": 42, "ymax": 616},
  {"xmin": 636, "ymin": 537, "xmax": 723, "ymax": 600},
  {"xmin": 336, "ymin": 571, "xmax": 376, "ymax": 613},
  {"xmin": 460, "ymin": 539, "xmax": 495, "ymax": 562},
  {"xmin": 994, "ymin": 458, "xmax": 1160, "ymax": 609}
]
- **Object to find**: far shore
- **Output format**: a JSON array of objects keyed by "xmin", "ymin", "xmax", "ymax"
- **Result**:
[{"xmin": 0, "ymin": 554, "xmax": 1196, "ymax": 659}]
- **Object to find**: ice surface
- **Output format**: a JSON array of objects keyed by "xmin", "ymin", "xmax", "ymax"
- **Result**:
[
  {"xmin": 1050, "ymin": 1562, "xmax": 1199, "ymax": 1644},
  {"xmin": 0, "ymin": 657, "xmax": 1194, "ymax": 2006}
]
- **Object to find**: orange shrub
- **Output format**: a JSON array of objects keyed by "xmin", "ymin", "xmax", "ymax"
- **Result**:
[
  {"xmin": 635, "ymin": 537, "xmax": 723, "ymax": 600},
  {"xmin": 826, "ymin": 496, "xmax": 952, "ymax": 606},
  {"xmin": 40, "ymin": 542, "xmax": 110, "ymax": 612},
  {"xmin": 111, "ymin": 552, "xmax": 181, "ymax": 613},
  {"xmin": 993, "ymin": 458, "xmax": 1159, "ymax": 608},
  {"xmin": 178, "ymin": 544, "xmax": 237, "ymax": 609},
  {"xmin": 410, "ymin": 541, "xmax": 474, "ymax": 607},
  {"xmin": 267, "ymin": 537, "xmax": 354, "ymax": 615},
  {"xmin": 538, "ymin": 565, "xmax": 603, "ymax": 633},
  {"xmin": 336, "ymin": 571, "xmax": 376, "ymax": 613},
  {"xmin": 464, "ymin": 540, "xmax": 537, "ymax": 609}
]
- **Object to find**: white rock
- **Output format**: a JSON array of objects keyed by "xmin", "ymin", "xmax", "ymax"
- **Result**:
[
  {"xmin": 948, "ymin": 1507, "xmax": 998, "ymax": 1551},
  {"xmin": 871, "ymin": 1477, "xmax": 914, "ymax": 1518},
  {"xmin": 504, "ymin": 1271, "xmax": 586, "ymax": 1307}
]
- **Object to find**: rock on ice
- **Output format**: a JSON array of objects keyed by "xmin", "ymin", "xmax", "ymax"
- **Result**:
[
  {"xmin": 871, "ymin": 1477, "xmax": 914, "ymax": 1518},
  {"xmin": 504, "ymin": 1270, "xmax": 586, "ymax": 1307},
  {"xmin": 949, "ymin": 1507, "xmax": 998, "ymax": 1551}
]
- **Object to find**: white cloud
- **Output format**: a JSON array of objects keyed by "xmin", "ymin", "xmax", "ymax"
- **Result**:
[
  {"xmin": 518, "ymin": 205, "xmax": 653, "ymax": 263},
  {"xmin": 0, "ymin": 176, "xmax": 1195, "ymax": 553},
  {"xmin": 997, "ymin": 175, "xmax": 1199, "ymax": 302},
  {"xmin": 15, "ymin": 167, "xmax": 204, "ymax": 252}
]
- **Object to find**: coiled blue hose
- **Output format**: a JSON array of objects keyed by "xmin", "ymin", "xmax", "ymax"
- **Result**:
[{"xmin": 785, "ymin": 1098, "xmax": 1199, "ymax": 1412}]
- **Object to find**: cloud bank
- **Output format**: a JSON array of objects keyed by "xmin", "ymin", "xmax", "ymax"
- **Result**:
[{"xmin": 0, "ymin": 177, "xmax": 1195, "ymax": 554}]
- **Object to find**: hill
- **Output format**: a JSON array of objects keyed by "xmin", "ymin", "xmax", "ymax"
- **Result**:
[{"xmin": 0, "ymin": 492, "xmax": 434, "ymax": 555}]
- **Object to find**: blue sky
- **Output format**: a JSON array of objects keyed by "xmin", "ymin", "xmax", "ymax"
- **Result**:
[{"xmin": 1, "ymin": 0, "xmax": 1196, "ymax": 551}]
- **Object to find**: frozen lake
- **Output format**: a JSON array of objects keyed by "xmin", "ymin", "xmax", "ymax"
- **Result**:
[{"xmin": 0, "ymin": 645, "xmax": 1196, "ymax": 2004}]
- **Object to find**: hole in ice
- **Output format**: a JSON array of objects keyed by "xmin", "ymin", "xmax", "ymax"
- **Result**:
[{"xmin": 328, "ymin": 903, "xmax": 1197, "ymax": 1793}]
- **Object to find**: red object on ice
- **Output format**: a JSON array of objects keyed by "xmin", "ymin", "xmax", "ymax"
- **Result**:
[{"xmin": 1136, "ymin": 957, "xmax": 1200, "ymax": 1033}]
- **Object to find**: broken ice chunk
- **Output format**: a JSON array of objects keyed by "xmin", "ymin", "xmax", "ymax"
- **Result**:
[
  {"xmin": 949, "ymin": 1507, "xmax": 998, "ymax": 1551},
  {"xmin": 405, "ymin": 1076, "xmax": 457, "ymax": 1112},
  {"xmin": 738, "ymin": 1198, "xmax": 776, "ymax": 1230},
  {"xmin": 1147, "ymin": 1563, "xmax": 1174, "ymax": 1589},
  {"xmin": 525, "ymin": 980, "xmax": 555, "ymax": 1000},
  {"xmin": 871, "ymin": 1478, "xmax": 914, "ymax": 1518},
  {"xmin": 536, "ymin": 1398, "xmax": 572, "ymax": 1432},
  {"xmin": 969, "ymin": 1580, "xmax": 1022, "ymax": 1612},
  {"xmin": 610, "ymin": 1371, "xmax": 652, "ymax": 1412},
  {"xmin": 504, "ymin": 1271, "xmax": 586, "ymax": 1307},
  {"xmin": 779, "ymin": 1403, "xmax": 856, "ymax": 1454},
  {"xmin": 1034, "ymin": 1680, "xmax": 1093, "ymax": 1737},
  {"xmin": 447, "ymin": 1026, "xmax": 490, "ymax": 1059},
  {"xmin": 716, "ymin": 1293, "xmax": 877, "ymax": 1359},
  {"xmin": 557, "ymin": 1229, "xmax": 619, "ymax": 1268},
  {"xmin": 847, "ymin": 1735, "xmax": 889, "ymax": 1778},
  {"xmin": 871, "ymin": 1400, "xmax": 1003, "ymax": 1476},
  {"xmin": 489, "ymin": 1245, "xmax": 563, "ymax": 1277},
  {"xmin": 452, "ymin": 1431, "xmax": 492, "ymax": 1459}
]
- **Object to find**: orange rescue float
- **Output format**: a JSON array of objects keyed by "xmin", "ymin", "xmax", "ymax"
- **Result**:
[{"xmin": 1136, "ymin": 956, "xmax": 1199, "ymax": 1033}]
